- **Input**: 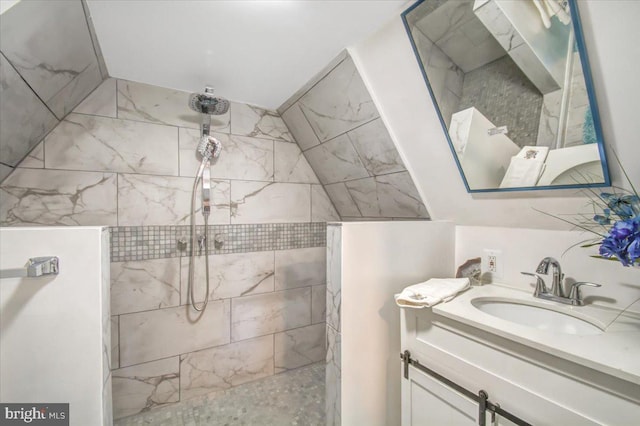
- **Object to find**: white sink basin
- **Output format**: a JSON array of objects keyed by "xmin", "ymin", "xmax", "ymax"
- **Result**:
[{"xmin": 471, "ymin": 298, "xmax": 604, "ymax": 335}]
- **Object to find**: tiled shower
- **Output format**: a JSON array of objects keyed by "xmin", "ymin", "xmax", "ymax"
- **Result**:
[
  {"xmin": 0, "ymin": 0, "xmax": 428, "ymax": 423},
  {"xmin": 2, "ymin": 75, "xmax": 335, "ymax": 419}
]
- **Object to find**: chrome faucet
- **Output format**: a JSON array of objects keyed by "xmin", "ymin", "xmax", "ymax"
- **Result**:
[
  {"xmin": 536, "ymin": 257, "xmax": 565, "ymax": 297},
  {"xmin": 521, "ymin": 258, "xmax": 602, "ymax": 306}
]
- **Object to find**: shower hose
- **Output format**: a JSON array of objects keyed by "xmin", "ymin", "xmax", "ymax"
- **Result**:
[{"xmin": 187, "ymin": 171, "xmax": 210, "ymax": 312}]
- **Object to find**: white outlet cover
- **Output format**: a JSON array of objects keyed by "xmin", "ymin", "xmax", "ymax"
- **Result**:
[{"xmin": 483, "ymin": 249, "xmax": 503, "ymax": 281}]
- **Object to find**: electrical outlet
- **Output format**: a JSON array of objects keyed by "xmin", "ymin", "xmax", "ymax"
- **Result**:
[
  {"xmin": 483, "ymin": 249, "xmax": 503, "ymax": 281},
  {"xmin": 488, "ymin": 255, "xmax": 497, "ymax": 273}
]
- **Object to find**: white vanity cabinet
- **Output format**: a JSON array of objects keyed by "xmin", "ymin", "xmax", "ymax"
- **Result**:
[
  {"xmin": 403, "ymin": 363, "xmax": 487, "ymax": 425},
  {"xmin": 400, "ymin": 306, "xmax": 640, "ymax": 425}
]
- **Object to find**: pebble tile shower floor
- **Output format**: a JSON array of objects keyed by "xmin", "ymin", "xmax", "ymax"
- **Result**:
[{"xmin": 114, "ymin": 363, "xmax": 325, "ymax": 426}]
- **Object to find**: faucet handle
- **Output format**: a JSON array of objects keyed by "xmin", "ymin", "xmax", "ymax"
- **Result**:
[
  {"xmin": 521, "ymin": 272, "xmax": 548, "ymax": 296},
  {"xmin": 568, "ymin": 282, "xmax": 602, "ymax": 306}
]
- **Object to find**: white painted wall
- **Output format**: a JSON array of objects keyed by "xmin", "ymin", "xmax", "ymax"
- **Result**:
[
  {"xmin": 455, "ymin": 226, "xmax": 640, "ymax": 310},
  {"xmin": 0, "ymin": 227, "xmax": 112, "ymax": 426},
  {"xmin": 339, "ymin": 221, "xmax": 455, "ymax": 426},
  {"xmin": 350, "ymin": 0, "xmax": 640, "ymax": 230}
]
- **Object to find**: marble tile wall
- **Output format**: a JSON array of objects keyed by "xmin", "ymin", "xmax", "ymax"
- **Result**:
[
  {"xmin": 563, "ymin": 51, "xmax": 590, "ymax": 147},
  {"xmin": 326, "ymin": 226, "xmax": 342, "ymax": 334},
  {"xmin": 112, "ymin": 357, "xmax": 180, "ymax": 419},
  {"xmin": 274, "ymin": 323, "xmax": 326, "ymax": 373},
  {"xmin": 412, "ymin": 0, "xmax": 505, "ymax": 73},
  {"xmin": 101, "ymin": 227, "xmax": 114, "ymax": 426},
  {"xmin": 410, "ymin": 19, "xmax": 465, "ymax": 128},
  {"xmin": 179, "ymin": 335, "xmax": 275, "ymax": 400},
  {"xmin": 278, "ymin": 53, "xmax": 430, "ymax": 221},
  {"xmin": 474, "ymin": 0, "xmax": 568, "ymax": 95},
  {"xmin": 0, "ymin": 77, "xmax": 334, "ymax": 420},
  {"xmin": 326, "ymin": 326, "xmax": 342, "ymax": 426},
  {"xmin": 0, "ymin": 0, "xmax": 105, "ymax": 182},
  {"xmin": 1, "ymin": 79, "xmax": 338, "ymax": 227},
  {"xmin": 0, "ymin": 54, "xmax": 59, "ymax": 169},
  {"xmin": 536, "ymin": 89, "xmax": 563, "ymax": 148},
  {"xmin": 112, "ymin": 248, "xmax": 327, "ymax": 419},
  {"xmin": 325, "ymin": 224, "xmax": 342, "ymax": 426}
]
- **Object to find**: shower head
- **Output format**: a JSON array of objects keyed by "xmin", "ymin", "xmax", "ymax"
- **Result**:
[
  {"xmin": 188, "ymin": 87, "xmax": 230, "ymax": 115},
  {"xmin": 197, "ymin": 135, "xmax": 222, "ymax": 161}
]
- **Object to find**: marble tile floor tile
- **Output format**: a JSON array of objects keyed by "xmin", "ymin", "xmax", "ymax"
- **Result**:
[{"xmin": 115, "ymin": 362, "xmax": 325, "ymax": 426}]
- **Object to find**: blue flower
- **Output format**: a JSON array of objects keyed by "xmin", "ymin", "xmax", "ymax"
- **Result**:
[
  {"xmin": 593, "ymin": 213, "xmax": 611, "ymax": 225},
  {"xmin": 629, "ymin": 238, "xmax": 640, "ymax": 262},
  {"xmin": 599, "ymin": 235, "xmax": 630, "ymax": 265},
  {"xmin": 610, "ymin": 219, "xmax": 636, "ymax": 239},
  {"xmin": 600, "ymin": 193, "xmax": 640, "ymax": 220},
  {"xmin": 544, "ymin": 155, "xmax": 640, "ymax": 268},
  {"xmin": 599, "ymin": 216, "xmax": 640, "ymax": 266}
]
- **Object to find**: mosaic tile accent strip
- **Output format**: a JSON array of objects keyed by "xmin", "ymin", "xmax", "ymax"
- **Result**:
[{"xmin": 109, "ymin": 223, "xmax": 326, "ymax": 262}]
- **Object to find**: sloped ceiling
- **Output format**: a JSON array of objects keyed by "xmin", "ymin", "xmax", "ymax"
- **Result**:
[{"xmin": 86, "ymin": 0, "xmax": 409, "ymax": 110}]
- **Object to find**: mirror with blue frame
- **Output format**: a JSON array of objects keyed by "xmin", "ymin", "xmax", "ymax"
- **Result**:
[{"xmin": 401, "ymin": 0, "xmax": 610, "ymax": 192}]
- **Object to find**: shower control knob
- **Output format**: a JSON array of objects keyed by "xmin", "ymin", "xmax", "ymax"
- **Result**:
[
  {"xmin": 197, "ymin": 234, "xmax": 206, "ymax": 252},
  {"xmin": 214, "ymin": 234, "xmax": 225, "ymax": 249}
]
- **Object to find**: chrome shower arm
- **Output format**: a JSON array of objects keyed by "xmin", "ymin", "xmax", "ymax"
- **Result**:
[{"xmin": 201, "ymin": 111, "xmax": 211, "ymax": 137}]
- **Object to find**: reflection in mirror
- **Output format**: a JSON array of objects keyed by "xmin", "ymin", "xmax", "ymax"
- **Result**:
[{"xmin": 402, "ymin": 0, "xmax": 610, "ymax": 192}]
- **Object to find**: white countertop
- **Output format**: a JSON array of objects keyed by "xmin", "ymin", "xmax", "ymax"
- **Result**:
[{"xmin": 432, "ymin": 284, "xmax": 640, "ymax": 386}]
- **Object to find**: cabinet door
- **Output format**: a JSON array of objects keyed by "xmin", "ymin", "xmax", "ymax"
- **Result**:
[
  {"xmin": 402, "ymin": 365, "xmax": 489, "ymax": 426},
  {"xmin": 494, "ymin": 415, "xmax": 519, "ymax": 426}
]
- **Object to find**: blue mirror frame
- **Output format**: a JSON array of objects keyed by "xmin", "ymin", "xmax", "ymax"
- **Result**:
[{"xmin": 401, "ymin": 0, "xmax": 611, "ymax": 193}]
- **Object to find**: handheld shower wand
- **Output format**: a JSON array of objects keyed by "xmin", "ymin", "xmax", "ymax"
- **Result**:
[
  {"xmin": 187, "ymin": 86, "xmax": 227, "ymax": 313},
  {"xmin": 195, "ymin": 135, "xmax": 222, "ymax": 177},
  {"xmin": 187, "ymin": 135, "xmax": 222, "ymax": 313},
  {"xmin": 197, "ymin": 135, "xmax": 222, "ymax": 218}
]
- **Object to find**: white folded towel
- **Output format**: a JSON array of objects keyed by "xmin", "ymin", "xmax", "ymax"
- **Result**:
[
  {"xmin": 499, "ymin": 146, "xmax": 549, "ymax": 188},
  {"xmin": 394, "ymin": 278, "xmax": 470, "ymax": 309},
  {"xmin": 499, "ymin": 157, "xmax": 545, "ymax": 188}
]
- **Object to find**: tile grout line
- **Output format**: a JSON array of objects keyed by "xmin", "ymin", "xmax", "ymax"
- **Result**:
[
  {"xmin": 116, "ymin": 173, "xmax": 120, "ymax": 227},
  {"xmin": 0, "ymin": 51, "xmax": 59, "ymax": 119},
  {"xmin": 300, "ymin": 115, "xmax": 380, "ymax": 154},
  {"xmin": 117, "ymin": 314, "xmax": 121, "ymax": 371},
  {"xmin": 115, "ymin": 79, "xmax": 119, "ymax": 119},
  {"xmin": 309, "ymin": 184, "xmax": 313, "ymax": 221},
  {"xmin": 271, "ymin": 138, "xmax": 276, "ymax": 183},
  {"xmin": 229, "ymin": 294, "xmax": 233, "ymax": 346}
]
